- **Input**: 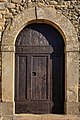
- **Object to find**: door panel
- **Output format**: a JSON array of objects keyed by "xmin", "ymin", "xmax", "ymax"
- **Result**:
[
  {"xmin": 31, "ymin": 56, "xmax": 48, "ymax": 100},
  {"xmin": 15, "ymin": 55, "xmax": 27, "ymax": 100},
  {"xmin": 19, "ymin": 56, "xmax": 27, "ymax": 99},
  {"xmin": 15, "ymin": 100, "xmax": 52, "ymax": 114}
]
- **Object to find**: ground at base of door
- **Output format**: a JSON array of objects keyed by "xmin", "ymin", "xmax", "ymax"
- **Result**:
[{"xmin": 1, "ymin": 115, "xmax": 80, "ymax": 120}]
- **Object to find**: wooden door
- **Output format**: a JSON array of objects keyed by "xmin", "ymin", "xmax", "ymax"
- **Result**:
[
  {"xmin": 15, "ymin": 53, "xmax": 52, "ymax": 114},
  {"xmin": 15, "ymin": 23, "xmax": 65, "ymax": 114},
  {"xmin": 31, "ymin": 55, "xmax": 50, "ymax": 100}
]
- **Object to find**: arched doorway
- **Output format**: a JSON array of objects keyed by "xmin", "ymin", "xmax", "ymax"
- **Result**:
[{"xmin": 15, "ymin": 23, "xmax": 65, "ymax": 114}]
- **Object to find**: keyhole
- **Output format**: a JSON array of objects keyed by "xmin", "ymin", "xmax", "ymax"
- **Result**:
[{"xmin": 32, "ymin": 72, "xmax": 36, "ymax": 76}]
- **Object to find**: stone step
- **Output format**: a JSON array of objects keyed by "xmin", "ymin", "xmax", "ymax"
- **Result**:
[{"xmin": 2, "ymin": 115, "xmax": 80, "ymax": 120}]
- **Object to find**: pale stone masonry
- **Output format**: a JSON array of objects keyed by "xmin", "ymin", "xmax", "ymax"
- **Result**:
[
  {"xmin": 0, "ymin": 0, "xmax": 79, "ymax": 101},
  {"xmin": 0, "ymin": 0, "xmax": 80, "ymax": 119}
]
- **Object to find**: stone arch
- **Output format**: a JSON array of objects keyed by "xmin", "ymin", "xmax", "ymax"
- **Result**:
[
  {"xmin": 1, "ymin": 7, "xmax": 79, "ymax": 115},
  {"xmin": 1, "ymin": 7, "xmax": 79, "ymax": 51}
]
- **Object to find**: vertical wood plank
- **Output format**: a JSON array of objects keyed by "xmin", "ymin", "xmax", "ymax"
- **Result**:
[
  {"xmin": 27, "ymin": 55, "xmax": 31, "ymax": 99},
  {"xmin": 19, "ymin": 56, "xmax": 27, "ymax": 99},
  {"xmin": 40, "ymin": 56, "xmax": 48, "ymax": 99},
  {"xmin": 31, "ymin": 56, "xmax": 48, "ymax": 100},
  {"xmin": 15, "ymin": 54, "xmax": 19, "ymax": 100}
]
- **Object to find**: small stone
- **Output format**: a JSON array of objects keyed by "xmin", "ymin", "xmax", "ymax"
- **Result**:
[
  {"xmin": 0, "ymin": 0, "xmax": 7, "ymax": 2},
  {"xmin": 37, "ymin": 2, "xmax": 45, "ymax": 7},
  {"xmin": 5, "ymin": 12, "xmax": 13, "ymax": 19},
  {"xmin": 0, "ymin": 19, "xmax": 5, "ymax": 25},
  {"xmin": 0, "ymin": 10, "xmax": 5, "ymax": 15},
  {"xmin": 0, "ymin": 2, "xmax": 6, "ymax": 10},
  {"xmin": 0, "ymin": 14, "xmax": 2, "ymax": 19},
  {"xmin": 22, "ymin": 0, "xmax": 26, "ymax": 2},
  {"xmin": 7, "ymin": 3, "xmax": 15, "ymax": 9},
  {"xmin": 49, "ymin": 1, "xmax": 57, "ymax": 5},
  {"xmin": 0, "ymin": 31, "xmax": 1, "ymax": 36},
  {"xmin": 19, "ymin": 5, "xmax": 24, "ymax": 11},
  {"xmin": 61, "ymin": 4, "xmax": 67, "ymax": 8},
  {"xmin": 10, "ymin": 8, "xmax": 17, "ymax": 15},
  {"xmin": 0, "ymin": 26, "xmax": 3, "ymax": 30},
  {"xmin": 11, "ymin": 0, "xmax": 22, "ymax": 4}
]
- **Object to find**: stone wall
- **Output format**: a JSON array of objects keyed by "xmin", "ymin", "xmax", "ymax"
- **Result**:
[
  {"xmin": 0, "ymin": 0, "xmax": 6, "ymax": 101},
  {"xmin": 0, "ymin": 0, "xmax": 80, "ymax": 102}
]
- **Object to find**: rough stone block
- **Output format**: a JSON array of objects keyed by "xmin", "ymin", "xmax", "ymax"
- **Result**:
[
  {"xmin": 0, "ymin": 102, "xmax": 2, "ymax": 116},
  {"xmin": 2, "ymin": 52, "xmax": 14, "ymax": 102},
  {"xmin": 0, "ymin": 2, "xmax": 5, "ymax": 10},
  {"xmin": 66, "ymin": 52, "xmax": 79, "ymax": 102},
  {"xmin": 49, "ymin": 1, "xmax": 57, "ymax": 5},
  {"xmin": 0, "ymin": 26, "xmax": 3, "ymax": 30},
  {"xmin": 0, "ymin": 10, "xmax": 5, "ymax": 15},
  {"xmin": 36, "ymin": 7, "xmax": 44, "ymax": 19},
  {"xmin": 7, "ymin": 3, "xmax": 15, "ymax": 9},
  {"xmin": 2, "ymin": 102, "xmax": 13, "ymax": 115},
  {"xmin": 0, "ymin": 60, "xmax": 1, "ymax": 66},
  {"xmin": 13, "ymin": 115, "xmax": 80, "ymax": 120},
  {"xmin": 0, "ymin": 0, "xmax": 7, "ymax": 2},
  {"xmin": 0, "ymin": 14, "xmax": 2, "ymax": 19},
  {"xmin": 66, "ymin": 102, "xmax": 80, "ymax": 115},
  {"xmin": 0, "ymin": 31, "xmax": 2, "ymax": 39},
  {"xmin": 11, "ymin": 0, "xmax": 22, "ymax": 4},
  {"xmin": 0, "ymin": 71, "xmax": 1, "ymax": 76},
  {"xmin": 0, "ymin": 19, "xmax": 5, "ymax": 28},
  {"xmin": 5, "ymin": 12, "xmax": 13, "ymax": 19},
  {"xmin": 3, "ymin": 116, "xmax": 13, "ymax": 120},
  {"xmin": 0, "ymin": 82, "xmax": 1, "ymax": 99},
  {"xmin": 1, "ymin": 45, "xmax": 14, "ymax": 52}
]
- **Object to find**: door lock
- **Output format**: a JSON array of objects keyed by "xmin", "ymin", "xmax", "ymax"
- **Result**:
[{"xmin": 32, "ymin": 72, "xmax": 36, "ymax": 76}]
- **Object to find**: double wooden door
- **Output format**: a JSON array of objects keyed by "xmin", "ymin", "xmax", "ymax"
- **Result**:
[
  {"xmin": 15, "ymin": 23, "xmax": 65, "ymax": 114},
  {"xmin": 15, "ymin": 53, "xmax": 52, "ymax": 114}
]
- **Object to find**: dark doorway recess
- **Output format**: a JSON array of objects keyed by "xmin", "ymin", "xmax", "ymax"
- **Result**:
[{"xmin": 15, "ymin": 23, "xmax": 65, "ymax": 114}]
